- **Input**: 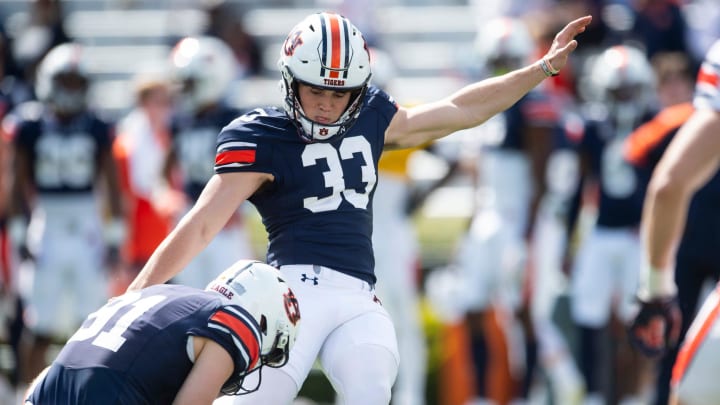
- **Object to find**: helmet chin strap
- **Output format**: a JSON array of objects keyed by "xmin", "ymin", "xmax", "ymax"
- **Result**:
[{"xmin": 221, "ymin": 337, "xmax": 290, "ymax": 396}]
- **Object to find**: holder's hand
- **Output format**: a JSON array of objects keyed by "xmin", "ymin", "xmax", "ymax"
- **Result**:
[{"xmin": 628, "ymin": 296, "xmax": 681, "ymax": 357}]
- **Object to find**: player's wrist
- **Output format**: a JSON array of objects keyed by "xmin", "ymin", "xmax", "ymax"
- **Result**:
[
  {"xmin": 638, "ymin": 264, "xmax": 676, "ymax": 300},
  {"xmin": 538, "ymin": 57, "xmax": 560, "ymax": 77}
]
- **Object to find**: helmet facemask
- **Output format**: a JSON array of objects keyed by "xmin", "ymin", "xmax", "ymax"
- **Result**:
[
  {"xmin": 48, "ymin": 72, "xmax": 88, "ymax": 116},
  {"xmin": 218, "ymin": 315, "xmax": 292, "ymax": 396},
  {"xmin": 280, "ymin": 66, "xmax": 369, "ymax": 143}
]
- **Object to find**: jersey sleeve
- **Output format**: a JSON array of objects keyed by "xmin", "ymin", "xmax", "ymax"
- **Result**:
[
  {"xmin": 190, "ymin": 305, "xmax": 262, "ymax": 378},
  {"xmin": 624, "ymin": 103, "xmax": 694, "ymax": 167},
  {"xmin": 4, "ymin": 102, "xmax": 43, "ymax": 147},
  {"xmin": 694, "ymin": 39, "xmax": 720, "ymax": 111},
  {"xmin": 366, "ymin": 86, "xmax": 399, "ymax": 123},
  {"xmin": 214, "ymin": 111, "xmax": 276, "ymax": 176}
]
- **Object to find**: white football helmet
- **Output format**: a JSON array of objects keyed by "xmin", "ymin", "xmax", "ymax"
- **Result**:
[
  {"xmin": 278, "ymin": 12, "xmax": 372, "ymax": 143},
  {"xmin": 35, "ymin": 42, "xmax": 90, "ymax": 115},
  {"xmin": 583, "ymin": 45, "xmax": 656, "ymax": 128},
  {"xmin": 474, "ymin": 17, "xmax": 535, "ymax": 75},
  {"xmin": 170, "ymin": 36, "xmax": 237, "ymax": 113},
  {"xmin": 206, "ymin": 260, "xmax": 300, "ymax": 394}
]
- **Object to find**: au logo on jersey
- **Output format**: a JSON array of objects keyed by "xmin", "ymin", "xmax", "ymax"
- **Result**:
[
  {"xmin": 283, "ymin": 30, "xmax": 303, "ymax": 56},
  {"xmin": 319, "ymin": 128, "xmax": 329, "ymax": 136}
]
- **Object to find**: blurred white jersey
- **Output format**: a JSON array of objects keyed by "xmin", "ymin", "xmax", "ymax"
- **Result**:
[
  {"xmin": 695, "ymin": 39, "xmax": 720, "ymax": 111},
  {"xmin": 456, "ymin": 147, "xmax": 532, "ymax": 311},
  {"xmin": 672, "ymin": 285, "xmax": 720, "ymax": 405}
]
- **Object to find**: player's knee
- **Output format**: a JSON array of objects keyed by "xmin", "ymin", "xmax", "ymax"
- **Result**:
[
  {"xmin": 342, "ymin": 378, "xmax": 394, "ymax": 405},
  {"xmin": 330, "ymin": 344, "xmax": 398, "ymax": 405}
]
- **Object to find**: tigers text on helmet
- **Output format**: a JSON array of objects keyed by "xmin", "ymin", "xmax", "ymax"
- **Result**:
[
  {"xmin": 170, "ymin": 35, "xmax": 237, "ymax": 113},
  {"xmin": 278, "ymin": 12, "xmax": 372, "ymax": 143},
  {"xmin": 474, "ymin": 17, "xmax": 535, "ymax": 76},
  {"xmin": 205, "ymin": 260, "xmax": 300, "ymax": 395},
  {"xmin": 35, "ymin": 42, "xmax": 90, "ymax": 116}
]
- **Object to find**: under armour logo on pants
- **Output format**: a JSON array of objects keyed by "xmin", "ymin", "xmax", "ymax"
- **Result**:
[{"xmin": 301, "ymin": 273, "xmax": 319, "ymax": 285}]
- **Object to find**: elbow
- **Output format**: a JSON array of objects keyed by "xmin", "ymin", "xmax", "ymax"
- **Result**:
[
  {"xmin": 647, "ymin": 172, "xmax": 691, "ymax": 204},
  {"xmin": 198, "ymin": 223, "xmax": 215, "ymax": 246}
]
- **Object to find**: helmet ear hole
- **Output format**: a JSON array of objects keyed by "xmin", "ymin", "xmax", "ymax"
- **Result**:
[{"xmin": 260, "ymin": 315, "xmax": 268, "ymax": 335}]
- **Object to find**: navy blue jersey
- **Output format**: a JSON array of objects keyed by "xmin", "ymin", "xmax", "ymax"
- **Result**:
[
  {"xmin": 214, "ymin": 86, "xmax": 398, "ymax": 284},
  {"xmin": 546, "ymin": 116, "xmax": 585, "ymax": 236},
  {"xmin": 0, "ymin": 88, "xmax": 12, "ymax": 119},
  {"xmin": 626, "ymin": 103, "xmax": 720, "ymax": 262},
  {"xmin": 483, "ymin": 89, "xmax": 557, "ymax": 151},
  {"xmin": 578, "ymin": 109, "xmax": 654, "ymax": 228},
  {"xmin": 171, "ymin": 104, "xmax": 244, "ymax": 200},
  {"xmin": 26, "ymin": 284, "xmax": 261, "ymax": 404},
  {"xmin": 9, "ymin": 102, "xmax": 113, "ymax": 194}
]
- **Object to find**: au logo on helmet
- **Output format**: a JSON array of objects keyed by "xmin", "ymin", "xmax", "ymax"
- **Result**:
[
  {"xmin": 283, "ymin": 31, "xmax": 303, "ymax": 57},
  {"xmin": 283, "ymin": 290, "xmax": 301, "ymax": 325}
]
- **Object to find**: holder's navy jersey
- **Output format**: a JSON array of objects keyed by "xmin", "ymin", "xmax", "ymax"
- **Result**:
[
  {"xmin": 26, "ymin": 284, "xmax": 262, "ymax": 404},
  {"xmin": 9, "ymin": 102, "xmax": 112, "ymax": 194},
  {"xmin": 214, "ymin": 86, "xmax": 398, "ymax": 284},
  {"xmin": 171, "ymin": 105, "xmax": 244, "ymax": 201}
]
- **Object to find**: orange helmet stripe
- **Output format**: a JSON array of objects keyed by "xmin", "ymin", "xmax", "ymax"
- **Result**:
[{"xmin": 329, "ymin": 14, "xmax": 342, "ymax": 78}]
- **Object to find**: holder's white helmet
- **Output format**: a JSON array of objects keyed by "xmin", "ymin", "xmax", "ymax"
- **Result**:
[
  {"xmin": 475, "ymin": 17, "xmax": 535, "ymax": 75},
  {"xmin": 35, "ymin": 42, "xmax": 90, "ymax": 115},
  {"xmin": 170, "ymin": 36, "xmax": 237, "ymax": 113},
  {"xmin": 278, "ymin": 12, "xmax": 372, "ymax": 143},
  {"xmin": 206, "ymin": 260, "xmax": 300, "ymax": 394}
]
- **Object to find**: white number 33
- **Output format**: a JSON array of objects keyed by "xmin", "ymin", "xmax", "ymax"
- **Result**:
[{"xmin": 301, "ymin": 136, "xmax": 377, "ymax": 213}]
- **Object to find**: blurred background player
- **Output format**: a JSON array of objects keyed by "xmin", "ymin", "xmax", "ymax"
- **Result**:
[
  {"xmin": 0, "ymin": 27, "xmax": 22, "ymax": 404},
  {"xmin": 451, "ymin": 16, "xmax": 561, "ymax": 404},
  {"xmin": 25, "ymin": 259, "xmax": 301, "ymax": 404},
  {"xmin": 111, "ymin": 69, "xmax": 175, "ymax": 294},
  {"xmin": 567, "ymin": 44, "xmax": 658, "ymax": 405},
  {"xmin": 624, "ymin": 51, "xmax": 717, "ymax": 405},
  {"xmin": 627, "ymin": 38, "xmax": 720, "ymax": 405},
  {"xmin": 163, "ymin": 35, "xmax": 255, "ymax": 289},
  {"xmin": 4, "ymin": 42, "xmax": 124, "ymax": 387},
  {"xmin": 201, "ymin": 0, "xmax": 263, "ymax": 79}
]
